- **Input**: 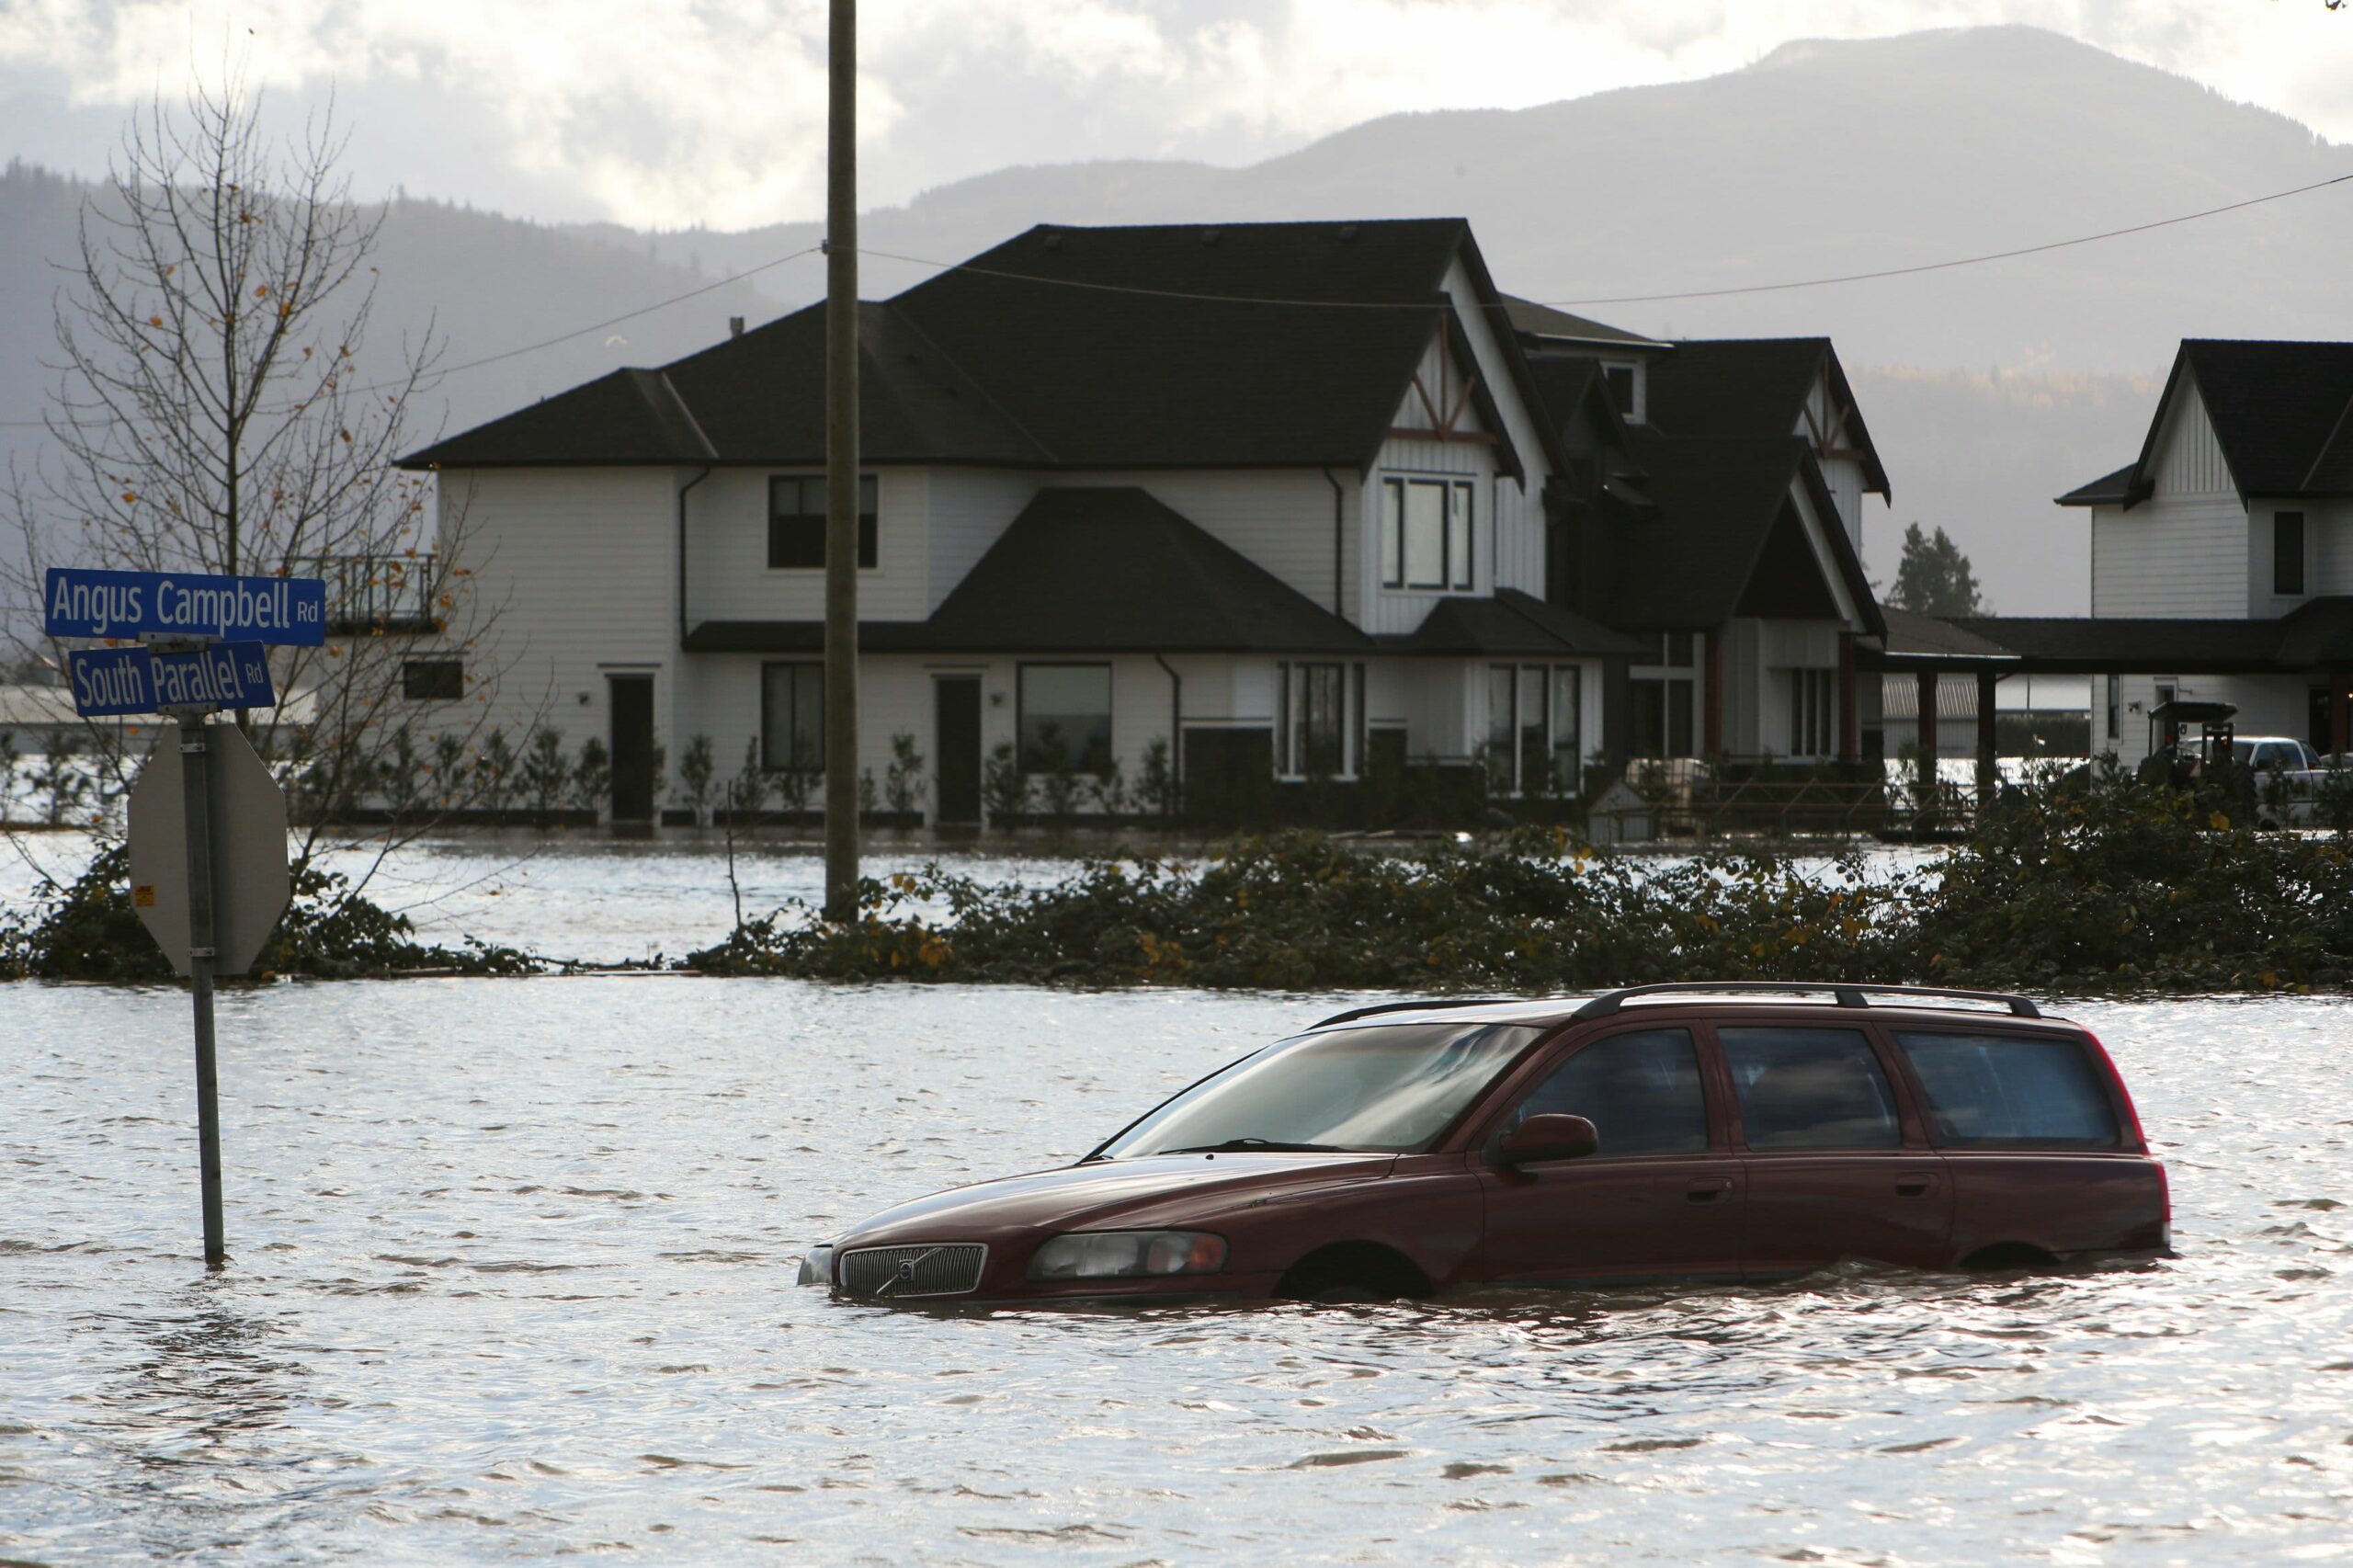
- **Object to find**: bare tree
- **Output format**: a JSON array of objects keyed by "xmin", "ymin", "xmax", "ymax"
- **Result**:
[{"xmin": 5, "ymin": 75, "xmax": 527, "ymax": 890}]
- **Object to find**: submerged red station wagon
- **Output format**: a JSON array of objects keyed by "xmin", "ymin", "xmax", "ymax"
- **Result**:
[{"xmin": 800, "ymin": 984, "xmax": 2170, "ymax": 1304}]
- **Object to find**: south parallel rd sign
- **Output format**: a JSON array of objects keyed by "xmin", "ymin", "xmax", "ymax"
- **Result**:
[
  {"xmin": 67, "ymin": 642, "xmax": 278, "ymax": 718},
  {"xmin": 43, "ymin": 566, "xmax": 326, "ymax": 646}
]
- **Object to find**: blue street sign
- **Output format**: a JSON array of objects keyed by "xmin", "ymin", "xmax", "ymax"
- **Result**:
[
  {"xmin": 67, "ymin": 642, "xmax": 278, "ymax": 718},
  {"xmin": 43, "ymin": 566, "xmax": 326, "ymax": 646}
]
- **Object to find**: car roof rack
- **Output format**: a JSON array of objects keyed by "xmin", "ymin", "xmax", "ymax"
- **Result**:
[
  {"xmin": 1313, "ymin": 997, "xmax": 1522, "ymax": 1028},
  {"xmin": 1571, "ymin": 982, "xmax": 2041, "ymax": 1021}
]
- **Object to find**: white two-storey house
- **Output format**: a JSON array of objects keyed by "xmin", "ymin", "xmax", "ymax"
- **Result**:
[{"xmin": 396, "ymin": 219, "xmax": 1889, "ymax": 824}]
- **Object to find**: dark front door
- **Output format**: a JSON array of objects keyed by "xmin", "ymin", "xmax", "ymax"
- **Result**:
[
  {"xmin": 608, "ymin": 674, "xmax": 655, "ymax": 821},
  {"xmin": 935, "ymin": 676, "xmax": 982, "ymax": 824},
  {"xmin": 1716, "ymin": 1023, "xmax": 1952, "ymax": 1275},
  {"xmin": 1471, "ymin": 1026, "xmax": 1744, "ymax": 1286}
]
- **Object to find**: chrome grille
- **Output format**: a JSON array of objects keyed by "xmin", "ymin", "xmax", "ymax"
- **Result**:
[{"xmin": 836, "ymin": 1243, "xmax": 987, "ymax": 1301}]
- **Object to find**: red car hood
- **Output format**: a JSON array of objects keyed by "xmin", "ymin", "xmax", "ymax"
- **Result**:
[{"xmin": 836, "ymin": 1153, "xmax": 1398, "ymax": 1247}]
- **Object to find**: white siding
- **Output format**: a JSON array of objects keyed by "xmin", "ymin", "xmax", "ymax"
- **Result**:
[
  {"xmin": 926, "ymin": 467, "xmax": 1037, "ymax": 614},
  {"xmin": 2308, "ymin": 500, "xmax": 2353, "ymax": 596},
  {"xmin": 2152, "ymin": 382, "xmax": 2234, "ymax": 497},
  {"xmin": 444, "ymin": 467, "xmax": 681, "ymax": 752},
  {"xmin": 685, "ymin": 467, "xmax": 930, "ymax": 627},
  {"xmin": 1033, "ymin": 469, "xmax": 1350, "ymax": 621},
  {"xmin": 2089, "ymin": 497, "xmax": 2247, "ymax": 617}
]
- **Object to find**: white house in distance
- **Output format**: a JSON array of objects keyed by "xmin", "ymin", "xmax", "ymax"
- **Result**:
[
  {"xmin": 1876, "ymin": 340, "xmax": 2353, "ymax": 775},
  {"xmin": 393, "ymin": 219, "xmax": 1888, "ymax": 824}
]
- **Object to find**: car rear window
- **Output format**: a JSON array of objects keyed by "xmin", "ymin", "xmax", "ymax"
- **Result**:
[
  {"xmin": 1719, "ymin": 1027, "xmax": 1902, "ymax": 1150},
  {"xmin": 1892, "ymin": 1031, "xmax": 2121, "ymax": 1149}
]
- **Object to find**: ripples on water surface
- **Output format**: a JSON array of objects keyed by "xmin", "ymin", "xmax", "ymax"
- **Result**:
[{"xmin": 3, "ymin": 983, "xmax": 2350, "ymax": 1564}]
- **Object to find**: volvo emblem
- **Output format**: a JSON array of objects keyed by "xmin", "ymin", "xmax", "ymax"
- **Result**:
[{"xmin": 896, "ymin": 1260, "xmax": 916, "ymax": 1282}]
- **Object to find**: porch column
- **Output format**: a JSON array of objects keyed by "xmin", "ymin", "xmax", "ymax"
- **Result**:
[
  {"xmin": 2334, "ymin": 673, "xmax": 2349, "ymax": 756},
  {"xmin": 1975, "ymin": 669, "xmax": 1999, "ymax": 808},
  {"xmin": 1837, "ymin": 631, "xmax": 1859, "ymax": 765},
  {"xmin": 1915, "ymin": 668, "xmax": 1938, "ymax": 818},
  {"xmin": 1703, "ymin": 631, "xmax": 1723, "ymax": 760}
]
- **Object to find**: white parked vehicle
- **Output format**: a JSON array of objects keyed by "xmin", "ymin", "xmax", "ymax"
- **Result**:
[{"xmin": 2231, "ymin": 736, "xmax": 2330, "ymax": 829}]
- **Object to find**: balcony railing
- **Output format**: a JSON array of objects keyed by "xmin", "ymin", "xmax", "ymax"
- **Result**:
[{"xmin": 293, "ymin": 554, "xmax": 443, "ymax": 634}]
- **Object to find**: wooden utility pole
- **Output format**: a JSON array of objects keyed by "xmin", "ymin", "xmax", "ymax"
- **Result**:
[{"xmin": 823, "ymin": 0, "xmax": 860, "ymax": 922}]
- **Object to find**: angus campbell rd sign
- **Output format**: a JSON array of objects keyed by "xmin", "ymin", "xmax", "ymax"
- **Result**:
[
  {"xmin": 43, "ymin": 566, "xmax": 326, "ymax": 645},
  {"xmin": 43, "ymin": 563, "xmax": 323, "ymax": 1272}
]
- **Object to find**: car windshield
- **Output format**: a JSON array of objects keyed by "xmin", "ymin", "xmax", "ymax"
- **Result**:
[{"xmin": 1098, "ymin": 1021, "xmax": 1548, "ymax": 1159}]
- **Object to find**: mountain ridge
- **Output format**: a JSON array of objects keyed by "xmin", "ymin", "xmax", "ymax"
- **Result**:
[{"xmin": 7, "ymin": 25, "xmax": 2349, "ymax": 613}]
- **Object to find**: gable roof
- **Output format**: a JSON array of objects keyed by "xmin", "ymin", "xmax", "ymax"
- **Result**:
[
  {"xmin": 406, "ymin": 219, "xmax": 1565, "ymax": 479},
  {"xmin": 1393, "ymin": 588, "xmax": 1646, "ymax": 657},
  {"xmin": 1588, "ymin": 434, "xmax": 1881, "ymax": 637},
  {"xmin": 684, "ymin": 486, "xmax": 1372, "ymax": 655},
  {"xmin": 2060, "ymin": 340, "xmax": 2353, "ymax": 506},
  {"xmin": 1499, "ymin": 296, "xmax": 1669, "ymax": 351},
  {"xmin": 1645, "ymin": 338, "xmax": 1891, "ymax": 498}
]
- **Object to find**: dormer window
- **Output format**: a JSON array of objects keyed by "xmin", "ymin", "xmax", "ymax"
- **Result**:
[
  {"xmin": 2275, "ymin": 511, "xmax": 2306, "ymax": 596},
  {"xmin": 1600, "ymin": 361, "xmax": 1644, "ymax": 424},
  {"xmin": 1381, "ymin": 476, "xmax": 1474, "ymax": 591}
]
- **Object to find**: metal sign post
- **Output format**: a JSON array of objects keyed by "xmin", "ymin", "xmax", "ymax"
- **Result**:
[
  {"xmin": 48, "ymin": 567, "xmax": 313, "ymax": 1270},
  {"xmin": 173, "ymin": 705, "xmax": 228, "ymax": 1267}
]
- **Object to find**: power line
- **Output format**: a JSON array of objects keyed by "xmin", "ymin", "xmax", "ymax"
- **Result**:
[
  {"xmin": 1540, "ymin": 171, "xmax": 2353, "ymax": 306},
  {"xmin": 7, "ymin": 168, "xmax": 2350, "ymax": 435},
  {"xmin": 0, "ymin": 244, "xmax": 825, "ymax": 429}
]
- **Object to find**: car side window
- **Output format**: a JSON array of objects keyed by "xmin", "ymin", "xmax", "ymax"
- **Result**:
[
  {"xmin": 1892, "ymin": 1031, "xmax": 2121, "ymax": 1149},
  {"xmin": 1719, "ymin": 1027, "xmax": 1902, "ymax": 1151},
  {"xmin": 1506, "ymin": 1028, "xmax": 1706, "ymax": 1156}
]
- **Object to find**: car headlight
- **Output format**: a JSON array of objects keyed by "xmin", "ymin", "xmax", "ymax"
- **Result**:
[
  {"xmin": 796, "ymin": 1244, "xmax": 835, "ymax": 1287},
  {"xmin": 1028, "ymin": 1230, "xmax": 1227, "ymax": 1281}
]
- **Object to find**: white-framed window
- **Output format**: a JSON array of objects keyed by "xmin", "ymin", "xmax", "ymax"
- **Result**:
[
  {"xmin": 1788, "ymin": 668, "xmax": 1836, "ymax": 757},
  {"xmin": 1628, "ymin": 632, "xmax": 1699, "ymax": 760},
  {"xmin": 1277, "ymin": 662, "xmax": 1362, "ymax": 778},
  {"xmin": 1484, "ymin": 665, "xmax": 1586, "ymax": 795},
  {"xmin": 1017, "ymin": 663, "xmax": 1113, "ymax": 774},
  {"xmin": 761, "ymin": 662, "xmax": 824, "ymax": 770},
  {"xmin": 768, "ymin": 474, "xmax": 878, "ymax": 570},
  {"xmin": 1380, "ymin": 476, "xmax": 1474, "ymax": 591}
]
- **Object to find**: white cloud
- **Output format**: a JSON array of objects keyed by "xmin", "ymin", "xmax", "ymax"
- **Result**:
[{"xmin": 1, "ymin": 0, "xmax": 2347, "ymax": 229}]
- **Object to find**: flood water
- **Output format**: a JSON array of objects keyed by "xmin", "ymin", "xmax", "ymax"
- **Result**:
[{"xmin": 4, "ymin": 978, "xmax": 2350, "ymax": 1564}]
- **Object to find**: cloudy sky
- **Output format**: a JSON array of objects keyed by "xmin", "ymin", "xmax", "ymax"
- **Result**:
[{"xmin": 1, "ymin": 1, "xmax": 2347, "ymax": 232}]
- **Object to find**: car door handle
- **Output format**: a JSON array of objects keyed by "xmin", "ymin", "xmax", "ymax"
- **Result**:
[
  {"xmin": 1896, "ymin": 1174, "xmax": 1933, "ymax": 1198},
  {"xmin": 1686, "ymin": 1177, "xmax": 1733, "ymax": 1203}
]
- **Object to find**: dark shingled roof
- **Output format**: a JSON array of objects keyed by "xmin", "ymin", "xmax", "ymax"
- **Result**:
[
  {"xmin": 1870, "ymin": 602, "xmax": 2353, "ymax": 673},
  {"xmin": 406, "ymin": 219, "xmax": 1566, "ymax": 477},
  {"xmin": 1645, "ymin": 338, "xmax": 1891, "ymax": 497},
  {"xmin": 1392, "ymin": 588, "xmax": 1646, "ymax": 657},
  {"xmin": 2060, "ymin": 340, "xmax": 2353, "ymax": 504},
  {"xmin": 684, "ymin": 487, "xmax": 1371, "ymax": 655},
  {"xmin": 1586, "ymin": 435, "xmax": 1881, "ymax": 637},
  {"xmin": 1878, "ymin": 606, "xmax": 2019, "ymax": 660},
  {"xmin": 1499, "ymin": 296, "xmax": 1667, "ymax": 350}
]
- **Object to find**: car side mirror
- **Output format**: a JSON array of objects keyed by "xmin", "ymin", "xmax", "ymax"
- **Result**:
[{"xmin": 1495, "ymin": 1113, "xmax": 1599, "ymax": 1166}]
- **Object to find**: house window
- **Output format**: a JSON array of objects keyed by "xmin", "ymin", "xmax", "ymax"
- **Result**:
[
  {"xmin": 402, "ymin": 658, "xmax": 463, "ymax": 701},
  {"xmin": 768, "ymin": 474, "xmax": 879, "ymax": 570},
  {"xmin": 2107, "ymin": 676, "xmax": 2121, "ymax": 742},
  {"xmin": 1279, "ymin": 663, "xmax": 1347, "ymax": 777},
  {"xmin": 1603, "ymin": 364, "xmax": 1636, "ymax": 417},
  {"xmin": 1629, "ymin": 632, "xmax": 1699, "ymax": 759},
  {"xmin": 761, "ymin": 662, "xmax": 824, "ymax": 771},
  {"xmin": 2275, "ymin": 511, "xmax": 2306, "ymax": 596},
  {"xmin": 1485, "ymin": 664, "xmax": 1586, "ymax": 794},
  {"xmin": 1789, "ymin": 669, "xmax": 1836, "ymax": 757},
  {"xmin": 1380, "ymin": 477, "xmax": 1474, "ymax": 591},
  {"xmin": 1630, "ymin": 679, "xmax": 1695, "ymax": 759},
  {"xmin": 1550, "ymin": 667, "xmax": 1583, "ymax": 789},
  {"xmin": 1018, "ymin": 664, "xmax": 1112, "ymax": 774}
]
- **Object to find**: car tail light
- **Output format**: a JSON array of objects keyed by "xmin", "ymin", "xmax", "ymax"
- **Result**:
[{"xmin": 2078, "ymin": 1028, "xmax": 2150, "ymax": 1152}]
